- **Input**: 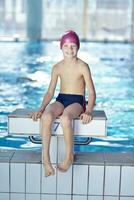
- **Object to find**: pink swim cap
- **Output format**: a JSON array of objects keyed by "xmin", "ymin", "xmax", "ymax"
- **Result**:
[{"xmin": 60, "ymin": 30, "xmax": 80, "ymax": 49}]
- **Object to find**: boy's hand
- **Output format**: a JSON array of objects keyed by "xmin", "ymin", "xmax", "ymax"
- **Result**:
[
  {"xmin": 80, "ymin": 111, "xmax": 92, "ymax": 124},
  {"xmin": 29, "ymin": 110, "xmax": 43, "ymax": 121}
]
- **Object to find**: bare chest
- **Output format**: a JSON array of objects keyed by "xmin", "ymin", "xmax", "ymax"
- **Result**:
[{"xmin": 59, "ymin": 67, "xmax": 82, "ymax": 82}]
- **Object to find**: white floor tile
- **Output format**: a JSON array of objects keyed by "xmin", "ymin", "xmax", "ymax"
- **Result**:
[
  {"xmin": 88, "ymin": 165, "xmax": 104, "ymax": 195},
  {"xmin": 41, "ymin": 164, "xmax": 56, "ymax": 194},
  {"xmin": 121, "ymin": 166, "xmax": 134, "ymax": 196},
  {"xmin": 120, "ymin": 197, "xmax": 134, "ymax": 200},
  {"xmin": 57, "ymin": 195, "xmax": 71, "ymax": 200},
  {"xmin": 10, "ymin": 193, "xmax": 25, "ymax": 200},
  {"xmin": 57, "ymin": 165, "xmax": 72, "ymax": 194},
  {"xmin": 104, "ymin": 197, "xmax": 119, "ymax": 200},
  {"xmin": 73, "ymin": 195, "xmax": 87, "ymax": 200},
  {"xmin": 10, "ymin": 163, "xmax": 25, "ymax": 193},
  {"xmin": 73, "ymin": 165, "xmax": 88, "ymax": 195},
  {"xmin": 104, "ymin": 166, "xmax": 120, "ymax": 195},
  {"xmin": 0, "ymin": 163, "xmax": 9, "ymax": 192},
  {"xmin": 88, "ymin": 196, "xmax": 103, "ymax": 200},
  {"xmin": 26, "ymin": 194, "xmax": 40, "ymax": 200},
  {"xmin": 26, "ymin": 164, "xmax": 41, "ymax": 193},
  {"xmin": 0, "ymin": 193, "xmax": 9, "ymax": 200},
  {"xmin": 41, "ymin": 194, "xmax": 56, "ymax": 200}
]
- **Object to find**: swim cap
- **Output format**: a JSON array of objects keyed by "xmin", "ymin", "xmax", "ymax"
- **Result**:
[{"xmin": 60, "ymin": 30, "xmax": 80, "ymax": 49}]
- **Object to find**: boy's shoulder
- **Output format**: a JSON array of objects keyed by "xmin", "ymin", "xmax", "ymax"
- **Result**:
[
  {"xmin": 77, "ymin": 58, "xmax": 89, "ymax": 69},
  {"xmin": 52, "ymin": 60, "xmax": 63, "ymax": 75},
  {"xmin": 53, "ymin": 60, "xmax": 63, "ymax": 69}
]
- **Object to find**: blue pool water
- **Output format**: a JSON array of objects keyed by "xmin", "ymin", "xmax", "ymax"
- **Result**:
[{"xmin": 0, "ymin": 41, "xmax": 134, "ymax": 152}]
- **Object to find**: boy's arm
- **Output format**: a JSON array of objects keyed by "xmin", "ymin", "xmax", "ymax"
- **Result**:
[
  {"xmin": 39, "ymin": 65, "xmax": 58, "ymax": 112},
  {"xmin": 82, "ymin": 64, "xmax": 96, "ymax": 114}
]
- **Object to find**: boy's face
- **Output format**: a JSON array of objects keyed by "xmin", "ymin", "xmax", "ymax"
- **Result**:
[{"xmin": 62, "ymin": 42, "xmax": 78, "ymax": 58}]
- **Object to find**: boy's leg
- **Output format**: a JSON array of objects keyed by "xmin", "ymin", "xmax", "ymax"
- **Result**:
[
  {"xmin": 41, "ymin": 102, "xmax": 64, "ymax": 176},
  {"xmin": 59, "ymin": 103, "xmax": 83, "ymax": 171}
]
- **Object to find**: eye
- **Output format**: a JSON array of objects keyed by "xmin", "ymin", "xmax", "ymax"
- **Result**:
[
  {"xmin": 72, "ymin": 45, "xmax": 77, "ymax": 48},
  {"xmin": 64, "ymin": 45, "xmax": 68, "ymax": 48}
]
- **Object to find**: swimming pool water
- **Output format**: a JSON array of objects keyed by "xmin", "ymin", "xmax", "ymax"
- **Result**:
[{"xmin": 0, "ymin": 41, "xmax": 134, "ymax": 152}]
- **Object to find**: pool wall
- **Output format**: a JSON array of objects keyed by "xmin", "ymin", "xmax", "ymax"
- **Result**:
[{"xmin": 0, "ymin": 136, "xmax": 134, "ymax": 200}]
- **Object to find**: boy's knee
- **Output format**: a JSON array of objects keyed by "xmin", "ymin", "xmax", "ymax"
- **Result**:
[
  {"xmin": 60, "ymin": 115, "xmax": 71, "ymax": 127},
  {"xmin": 41, "ymin": 112, "xmax": 53, "ymax": 124}
]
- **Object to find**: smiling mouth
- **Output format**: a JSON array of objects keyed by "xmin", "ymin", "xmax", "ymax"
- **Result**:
[{"xmin": 66, "ymin": 52, "xmax": 74, "ymax": 55}]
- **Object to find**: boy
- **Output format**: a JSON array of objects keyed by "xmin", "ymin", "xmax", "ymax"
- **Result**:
[{"xmin": 31, "ymin": 30, "xmax": 96, "ymax": 177}]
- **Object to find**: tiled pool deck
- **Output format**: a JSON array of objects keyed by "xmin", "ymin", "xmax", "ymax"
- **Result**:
[{"xmin": 0, "ymin": 137, "xmax": 134, "ymax": 200}]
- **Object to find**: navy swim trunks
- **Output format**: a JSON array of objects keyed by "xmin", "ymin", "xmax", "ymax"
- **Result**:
[{"xmin": 56, "ymin": 93, "xmax": 86, "ymax": 109}]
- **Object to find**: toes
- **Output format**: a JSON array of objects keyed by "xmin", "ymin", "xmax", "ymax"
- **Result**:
[
  {"xmin": 57, "ymin": 162, "xmax": 72, "ymax": 172},
  {"xmin": 51, "ymin": 170, "xmax": 55, "ymax": 176},
  {"xmin": 45, "ymin": 170, "xmax": 55, "ymax": 177},
  {"xmin": 57, "ymin": 164, "xmax": 66, "ymax": 171},
  {"xmin": 58, "ymin": 167, "xmax": 67, "ymax": 172},
  {"xmin": 45, "ymin": 172, "xmax": 51, "ymax": 177},
  {"xmin": 44, "ymin": 165, "xmax": 55, "ymax": 177}
]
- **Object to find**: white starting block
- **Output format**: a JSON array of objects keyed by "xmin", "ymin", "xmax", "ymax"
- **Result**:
[{"xmin": 8, "ymin": 109, "xmax": 107, "ymax": 137}]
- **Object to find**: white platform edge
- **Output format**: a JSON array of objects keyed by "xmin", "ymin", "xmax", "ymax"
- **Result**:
[{"xmin": 8, "ymin": 109, "xmax": 107, "ymax": 137}]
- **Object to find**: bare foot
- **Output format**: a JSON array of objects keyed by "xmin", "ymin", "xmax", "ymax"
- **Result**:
[
  {"xmin": 44, "ymin": 161, "xmax": 55, "ymax": 177},
  {"xmin": 57, "ymin": 156, "xmax": 73, "ymax": 172}
]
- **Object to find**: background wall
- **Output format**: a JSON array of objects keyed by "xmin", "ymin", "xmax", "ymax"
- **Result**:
[{"xmin": 0, "ymin": 0, "xmax": 134, "ymax": 41}]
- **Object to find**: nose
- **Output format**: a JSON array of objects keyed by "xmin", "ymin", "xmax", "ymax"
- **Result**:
[{"xmin": 68, "ymin": 45, "xmax": 73, "ymax": 50}]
